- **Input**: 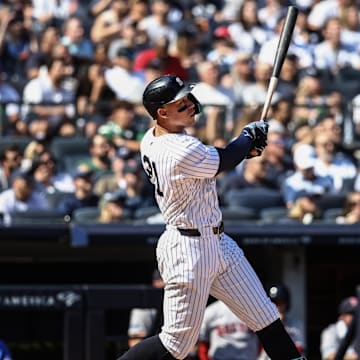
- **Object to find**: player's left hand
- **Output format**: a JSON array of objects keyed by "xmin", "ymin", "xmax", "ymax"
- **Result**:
[
  {"xmin": 246, "ymin": 137, "xmax": 267, "ymax": 158},
  {"xmin": 242, "ymin": 121, "xmax": 269, "ymax": 142}
]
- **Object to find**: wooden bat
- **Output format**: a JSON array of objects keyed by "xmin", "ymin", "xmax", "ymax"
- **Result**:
[{"xmin": 260, "ymin": 5, "xmax": 299, "ymax": 121}]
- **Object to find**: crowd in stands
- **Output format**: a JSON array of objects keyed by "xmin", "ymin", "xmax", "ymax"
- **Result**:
[{"xmin": 0, "ymin": 0, "xmax": 360, "ymax": 225}]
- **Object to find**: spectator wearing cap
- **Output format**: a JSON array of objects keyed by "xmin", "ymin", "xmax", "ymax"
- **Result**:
[
  {"xmin": 283, "ymin": 144, "xmax": 336, "ymax": 208},
  {"xmin": 22, "ymin": 56, "xmax": 76, "ymax": 134},
  {"xmin": 57, "ymin": 169, "xmax": 99, "ymax": 217},
  {"xmin": 206, "ymin": 25, "xmax": 238, "ymax": 74},
  {"xmin": 103, "ymin": 46, "xmax": 144, "ymax": 104},
  {"xmin": 97, "ymin": 189, "xmax": 132, "ymax": 223},
  {"xmin": 320, "ymin": 296, "xmax": 359, "ymax": 360},
  {"xmin": 0, "ymin": 171, "xmax": 49, "ymax": 225},
  {"xmin": 3, "ymin": 103, "xmax": 27, "ymax": 136}
]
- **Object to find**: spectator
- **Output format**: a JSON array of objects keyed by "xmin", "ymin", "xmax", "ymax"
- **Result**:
[
  {"xmin": 0, "ymin": 171, "xmax": 49, "ymax": 225},
  {"xmin": 283, "ymin": 144, "xmax": 336, "ymax": 208},
  {"xmin": 78, "ymin": 134, "xmax": 112, "ymax": 175},
  {"xmin": 90, "ymin": 0, "xmax": 130, "ymax": 45},
  {"xmin": 227, "ymin": 0, "xmax": 269, "ymax": 55},
  {"xmin": 98, "ymin": 99, "xmax": 146, "ymax": 154},
  {"xmin": 94, "ymin": 148, "xmax": 130, "ymax": 197},
  {"xmin": 312, "ymin": 132, "xmax": 357, "ymax": 192},
  {"xmin": 191, "ymin": 60, "xmax": 235, "ymax": 142},
  {"xmin": 335, "ymin": 191, "xmax": 360, "ymax": 224},
  {"xmin": 133, "ymin": 35, "xmax": 188, "ymax": 81},
  {"xmin": 221, "ymin": 155, "xmax": 277, "ymax": 195},
  {"xmin": 267, "ymin": 98, "xmax": 294, "ymax": 139},
  {"xmin": 293, "ymin": 68, "xmax": 343, "ymax": 128},
  {"xmin": 258, "ymin": 0, "xmax": 284, "ymax": 32},
  {"xmin": 24, "ymin": 25, "xmax": 59, "ymax": 80},
  {"xmin": 320, "ymin": 296, "xmax": 359, "ymax": 360},
  {"xmin": 137, "ymin": 0, "xmax": 177, "ymax": 47},
  {"xmin": 262, "ymin": 129, "xmax": 294, "ymax": 190},
  {"xmin": 0, "ymin": 338, "xmax": 12, "ymax": 360},
  {"xmin": 206, "ymin": 25, "xmax": 238, "ymax": 75},
  {"xmin": 313, "ymin": 17, "xmax": 360, "ymax": 75},
  {"xmin": 22, "ymin": 56, "xmax": 76, "ymax": 134},
  {"xmin": 258, "ymin": 14, "xmax": 313, "ymax": 70},
  {"xmin": 198, "ymin": 300, "xmax": 260, "ymax": 360},
  {"xmin": 0, "ymin": 3, "xmax": 31, "ymax": 80},
  {"xmin": 281, "ymin": 191, "xmax": 323, "ymax": 225},
  {"xmin": 307, "ymin": 0, "xmax": 355, "ymax": 32},
  {"xmin": 259, "ymin": 284, "xmax": 305, "ymax": 359},
  {"xmin": 228, "ymin": 52, "xmax": 254, "ymax": 111},
  {"xmin": 103, "ymin": 46, "xmax": 144, "ymax": 104},
  {"xmin": 3, "ymin": 103, "xmax": 27, "ymax": 136},
  {"xmin": 97, "ymin": 188, "xmax": 132, "ymax": 223},
  {"xmin": 30, "ymin": 149, "xmax": 74, "ymax": 194},
  {"xmin": 340, "ymin": 4, "xmax": 360, "ymax": 52},
  {"xmin": 0, "ymin": 145, "xmax": 22, "ymax": 192},
  {"xmin": 57, "ymin": 169, "xmax": 99, "ymax": 217},
  {"xmin": 60, "ymin": 15, "xmax": 94, "ymax": 61}
]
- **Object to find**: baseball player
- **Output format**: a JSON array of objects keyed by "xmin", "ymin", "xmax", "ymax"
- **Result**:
[
  {"xmin": 198, "ymin": 300, "xmax": 260, "ymax": 360},
  {"xmin": 116, "ymin": 74, "xmax": 306, "ymax": 360}
]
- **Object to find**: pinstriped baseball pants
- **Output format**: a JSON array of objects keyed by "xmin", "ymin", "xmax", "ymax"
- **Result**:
[{"xmin": 156, "ymin": 226, "xmax": 279, "ymax": 360}]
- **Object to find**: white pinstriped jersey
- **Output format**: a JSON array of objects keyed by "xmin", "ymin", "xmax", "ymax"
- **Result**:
[{"xmin": 140, "ymin": 127, "xmax": 222, "ymax": 228}]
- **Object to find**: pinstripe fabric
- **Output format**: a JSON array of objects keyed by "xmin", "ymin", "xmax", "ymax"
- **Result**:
[{"xmin": 141, "ymin": 128, "xmax": 279, "ymax": 360}]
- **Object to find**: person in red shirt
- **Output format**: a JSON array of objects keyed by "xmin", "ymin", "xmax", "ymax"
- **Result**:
[{"xmin": 133, "ymin": 35, "xmax": 188, "ymax": 80}]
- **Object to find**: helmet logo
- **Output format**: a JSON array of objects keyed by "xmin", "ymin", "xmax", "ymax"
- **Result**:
[{"xmin": 175, "ymin": 76, "xmax": 183, "ymax": 87}]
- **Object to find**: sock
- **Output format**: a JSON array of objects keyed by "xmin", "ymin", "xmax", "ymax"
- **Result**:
[{"xmin": 256, "ymin": 319, "xmax": 302, "ymax": 360}]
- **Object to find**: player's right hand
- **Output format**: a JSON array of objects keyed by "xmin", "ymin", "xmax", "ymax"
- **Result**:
[{"xmin": 242, "ymin": 121, "xmax": 269, "ymax": 142}]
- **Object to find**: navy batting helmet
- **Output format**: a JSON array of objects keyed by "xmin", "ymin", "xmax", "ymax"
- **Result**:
[
  {"xmin": 142, "ymin": 74, "xmax": 201, "ymax": 119},
  {"xmin": 268, "ymin": 284, "xmax": 291, "ymax": 311}
]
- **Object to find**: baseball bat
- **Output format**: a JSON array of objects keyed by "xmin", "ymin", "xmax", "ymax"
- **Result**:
[{"xmin": 260, "ymin": 5, "xmax": 299, "ymax": 122}]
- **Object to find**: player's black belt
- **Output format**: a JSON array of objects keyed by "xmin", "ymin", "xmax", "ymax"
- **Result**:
[{"xmin": 177, "ymin": 222, "xmax": 224, "ymax": 237}]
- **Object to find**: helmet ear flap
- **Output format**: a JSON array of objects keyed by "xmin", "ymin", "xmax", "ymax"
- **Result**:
[{"xmin": 187, "ymin": 93, "xmax": 202, "ymax": 115}]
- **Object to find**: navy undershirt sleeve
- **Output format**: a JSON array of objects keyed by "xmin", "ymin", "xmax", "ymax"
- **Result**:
[{"xmin": 215, "ymin": 134, "xmax": 252, "ymax": 174}]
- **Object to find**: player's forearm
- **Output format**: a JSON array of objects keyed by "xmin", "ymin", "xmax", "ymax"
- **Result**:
[{"xmin": 215, "ymin": 133, "xmax": 252, "ymax": 174}]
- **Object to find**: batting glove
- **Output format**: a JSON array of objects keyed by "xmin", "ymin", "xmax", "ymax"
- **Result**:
[
  {"xmin": 242, "ymin": 121, "xmax": 269, "ymax": 142},
  {"xmin": 246, "ymin": 137, "xmax": 268, "ymax": 158}
]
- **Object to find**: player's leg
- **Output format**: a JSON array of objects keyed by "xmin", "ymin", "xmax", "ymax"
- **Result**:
[
  {"xmin": 210, "ymin": 233, "xmax": 304, "ymax": 360},
  {"xmin": 116, "ymin": 335, "xmax": 176, "ymax": 359},
  {"xmin": 157, "ymin": 228, "xmax": 217, "ymax": 359}
]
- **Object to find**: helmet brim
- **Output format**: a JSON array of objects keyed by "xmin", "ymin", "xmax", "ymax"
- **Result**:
[{"xmin": 165, "ymin": 83, "xmax": 196, "ymax": 105}]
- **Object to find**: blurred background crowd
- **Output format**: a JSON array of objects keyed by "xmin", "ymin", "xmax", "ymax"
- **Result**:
[{"xmin": 0, "ymin": 0, "xmax": 360, "ymax": 225}]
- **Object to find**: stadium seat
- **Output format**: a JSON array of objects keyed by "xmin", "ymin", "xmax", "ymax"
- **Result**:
[
  {"xmin": 11, "ymin": 210, "xmax": 69, "ymax": 225},
  {"xmin": 0, "ymin": 136, "xmax": 32, "ymax": 154},
  {"xmin": 224, "ymin": 188, "xmax": 285, "ymax": 216},
  {"xmin": 259, "ymin": 206, "xmax": 289, "ymax": 224},
  {"xmin": 71, "ymin": 207, "xmax": 100, "ymax": 223},
  {"xmin": 220, "ymin": 206, "xmax": 258, "ymax": 225}
]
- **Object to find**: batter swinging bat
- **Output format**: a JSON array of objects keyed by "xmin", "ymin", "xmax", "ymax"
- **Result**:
[{"xmin": 260, "ymin": 6, "xmax": 299, "ymax": 122}]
